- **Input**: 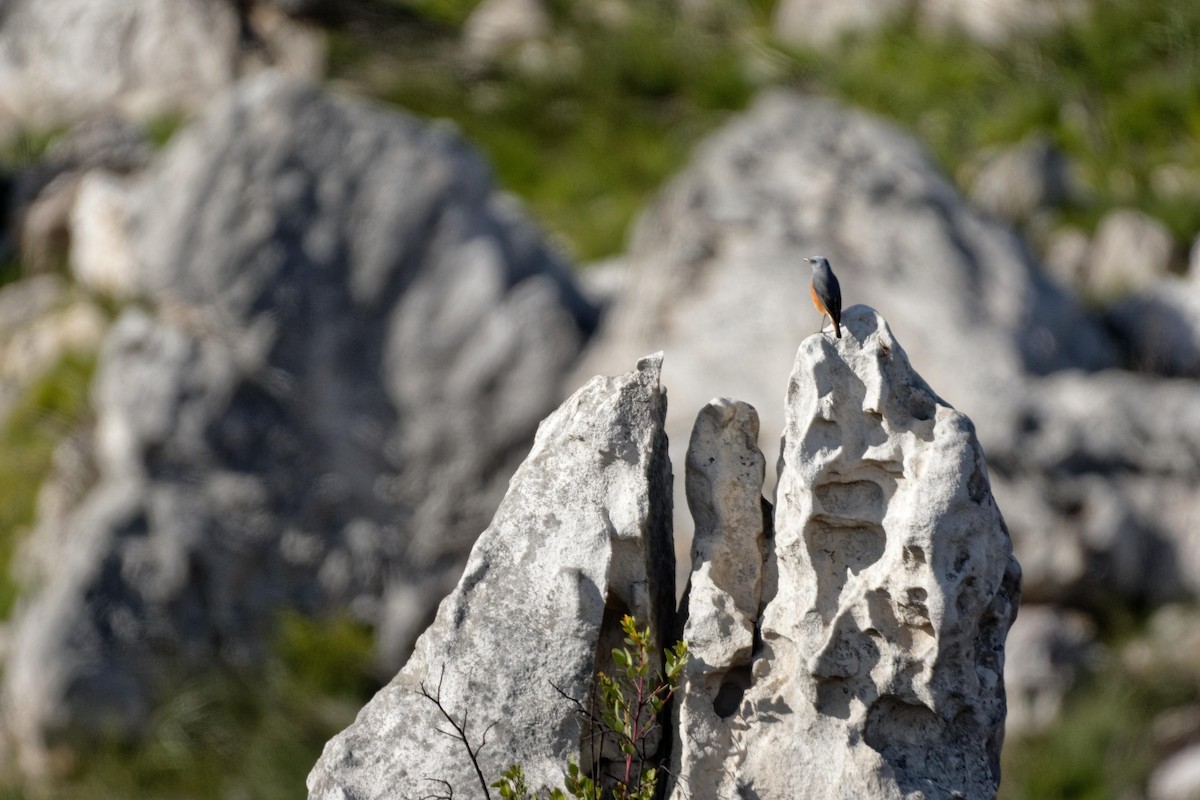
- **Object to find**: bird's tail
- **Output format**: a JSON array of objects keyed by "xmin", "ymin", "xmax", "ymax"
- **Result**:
[{"xmin": 834, "ymin": 320, "xmax": 842, "ymax": 338}]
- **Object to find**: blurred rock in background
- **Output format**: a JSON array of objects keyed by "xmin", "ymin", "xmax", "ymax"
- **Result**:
[
  {"xmin": 0, "ymin": 0, "xmax": 323, "ymax": 134},
  {"xmin": 774, "ymin": 0, "xmax": 1089, "ymax": 49},
  {"xmin": 0, "ymin": 0, "xmax": 1199, "ymax": 797},
  {"xmin": 1, "ymin": 74, "xmax": 597, "ymax": 775},
  {"xmin": 575, "ymin": 90, "xmax": 1114, "ymax": 588}
]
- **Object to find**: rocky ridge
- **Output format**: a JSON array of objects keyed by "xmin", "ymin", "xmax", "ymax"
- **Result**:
[
  {"xmin": 309, "ymin": 308, "xmax": 1020, "ymax": 800},
  {"xmin": 1, "ymin": 74, "xmax": 598, "ymax": 775},
  {"xmin": 309, "ymin": 354, "xmax": 675, "ymax": 799}
]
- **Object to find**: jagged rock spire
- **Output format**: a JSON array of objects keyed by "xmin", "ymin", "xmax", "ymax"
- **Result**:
[{"xmin": 669, "ymin": 305, "xmax": 1020, "ymax": 800}]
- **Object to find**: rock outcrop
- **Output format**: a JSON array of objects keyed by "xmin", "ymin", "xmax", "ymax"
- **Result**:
[
  {"xmin": 578, "ymin": 91, "xmax": 1111, "ymax": 444},
  {"xmin": 773, "ymin": 0, "xmax": 1087, "ymax": 49},
  {"xmin": 669, "ymin": 306, "xmax": 1019, "ymax": 799},
  {"xmin": 1086, "ymin": 209, "xmax": 1175, "ymax": 298},
  {"xmin": 670, "ymin": 398, "xmax": 770, "ymax": 790},
  {"xmin": 992, "ymin": 371, "xmax": 1200, "ymax": 603},
  {"xmin": 306, "ymin": 308, "xmax": 1017, "ymax": 800},
  {"xmin": 577, "ymin": 86, "xmax": 1200, "ymax": 627},
  {"xmin": 0, "ymin": 0, "xmax": 322, "ymax": 132},
  {"xmin": 1106, "ymin": 279, "xmax": 1200, "ymax": 377},
  {"xmin": 576, "ymin": 90, "xmax": 1110, "ymax": 592},
  {"xmin": 2, "ymin": 75, "xmax": 598, "ymax": 774},
  {"xmin": 307, "ymin": 354, "xmax": 674, "ymax": 800}
]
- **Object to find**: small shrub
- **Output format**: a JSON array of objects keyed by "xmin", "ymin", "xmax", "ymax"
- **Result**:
[{"xmin": 489, "ymin": 615, "xmax": 688, "ymax": 800}]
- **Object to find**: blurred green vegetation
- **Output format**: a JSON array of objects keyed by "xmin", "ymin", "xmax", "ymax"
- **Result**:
[
  {"xmin": 4, "ymin": 613, "xmax": 379, "ymax": 800},
  {"xmin": 0, "ymin": 128, "xmax": 63, "ymax": 172},
  {"xmin": 329, "ymin": 0, "xmax": 1200, "ymax": 260},
  {"xmin": 329, "ymin": 0, "xmax": 772, "ymax": 260},
  {"xmin": 1000, "ymin": 628, "xmax": 1200, "ymax": 800},
  {"xmin": 795, "ymin": 0, "xmax": 1200, "ymax": 245},
  {"xmin": 0, "ymin": 351, "xmax": 96, "ymax": 618}
]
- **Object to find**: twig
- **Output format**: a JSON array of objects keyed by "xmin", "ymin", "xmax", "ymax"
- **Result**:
[{"xmin": 418, "ymin": 665, "xmax": 495, "ymax": 800}]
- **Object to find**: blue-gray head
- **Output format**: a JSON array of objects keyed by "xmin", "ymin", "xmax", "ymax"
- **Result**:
[{"xmin": 804, "ymin": 256, "xmax": 831, "ymax": 272}]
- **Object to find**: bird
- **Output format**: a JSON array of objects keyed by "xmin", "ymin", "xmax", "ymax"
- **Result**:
[{"xmin": 805, "ymin": 256, "xmax": 842, "ymax": 339}]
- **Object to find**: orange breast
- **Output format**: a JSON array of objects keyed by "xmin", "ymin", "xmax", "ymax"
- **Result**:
[{"xmin": 810, "ymin": 280, "xmax": 828, "ymax": 314}]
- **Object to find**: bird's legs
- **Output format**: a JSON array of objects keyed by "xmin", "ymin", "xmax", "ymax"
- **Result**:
[{"xmin": 817, "ymin": 313, "xmax": 828, "ymax": 335}]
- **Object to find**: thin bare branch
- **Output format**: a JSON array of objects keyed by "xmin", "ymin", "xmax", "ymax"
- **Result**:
[{"xmin": 416, "ymin": 664, "xmax": 495, "ymax": 800}]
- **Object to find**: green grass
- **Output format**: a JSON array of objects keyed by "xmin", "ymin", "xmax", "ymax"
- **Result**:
[
  {"xmin": 0, "ymin": 128, "xmax": 64, "ymax": 171},
  {"xmin": 0, "ymin": 351, "xmax": 96, "ymax": 618},
  {"xmin": 329, "ymin": 2, "xmax": 765, "ymax": 260},
  {"xmin": 785, "ymin": 0, "xmax": 1200, "ymax": 245},
  {"xmin": 7, "ymin": 613, "xmax": 379, "ymax": 800},
  {"xmin": 999, "ymin": 641, "xmax": 1199, "ymax": 800},
  {"xmin": 326, "ymin": 0, "xmax": 1200, "ymax": 262}
]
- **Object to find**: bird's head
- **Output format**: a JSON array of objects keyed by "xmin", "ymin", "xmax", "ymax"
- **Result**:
[{"xmin": 804, "ymin": 256, "xmax": 829, "ymax": 271}]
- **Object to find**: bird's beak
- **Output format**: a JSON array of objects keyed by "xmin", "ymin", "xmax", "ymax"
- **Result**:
[{"xmin": 803, "ymin": 257, "xmax": 813, "ymax": 263}]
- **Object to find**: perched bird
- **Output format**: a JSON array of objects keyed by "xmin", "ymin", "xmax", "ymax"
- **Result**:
[{"xmin": 805, "ymin": 256, "xmax": 842, "ymax": 339}]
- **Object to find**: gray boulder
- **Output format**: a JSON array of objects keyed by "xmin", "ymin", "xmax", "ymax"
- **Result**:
[
  {"xmin": 307, "ymin": 354, "xmax": 675, "ymax": 800},
  {"xmin": 1086, "ymin": 208, "xmax": 1175, "ymax": 298},
  {"xmin": 1003, "ymin": 605, "xmax": 1095, "ymax": 736},
  {"xmin": 991, "ymin": 371, "xmax": 1200, "ymax": 604},
  {"xmin": 1106, "ymin": 279, "xmax": 1200, "ymax": 377},
  {"xmin": 772, "ymin": 0, "xmax": 1086, "ymax": 49},
  {"xmin": 0, "ymin": 0, "xmax": 239, "ymax": 130},
  {"xmin": 0, "ymin": 0, "xmax": 323, "ymax": 132},
  {"xmin": 2, "ymin": 75, "xmax": 598, "ymax": 774},
  {"xmin": 966, "ymin": 135, "xmax": 1073, "ymax": 223},
  {"xmin": 668, "ymin": 306, "xmax": 1020, "ymax": 799},
  {"xmin": 576, "ymin": 90, "xmax": 1112, "ymax": 577}
]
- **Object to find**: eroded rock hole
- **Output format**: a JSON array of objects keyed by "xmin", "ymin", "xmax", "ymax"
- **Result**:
[
  {"xmin": 712, "ymin": 664, "xmax": 752, "ymax": 719},
  {"xmin": 814, "ymin": 480, "xmax": 885, "ymax": 523},
  {"xmin": 807, "ymin": 520, "xmax": 886, "ymax": 622},
  {"xmin": 864, "ymin": 695, "xmax": 942, "ymax": 764}
]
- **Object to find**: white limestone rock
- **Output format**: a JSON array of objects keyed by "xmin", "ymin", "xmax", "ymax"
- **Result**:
[
  {"xmin": 773, "ymin": 0, "xmax": 1086, "ymax": 49},
  {"xmin": 773, "ymin": 0, "xmax": 907, "ymax": 50},
  {"xmin": 462, "ymin": 0, "xmax": 552, "ymax": 69},
  {"xmin": 1151, "ymin": 743, "xmax": 1200, "ymax": 800},
  {"xmin": 668, "ymin": 306, "xmax": 1020, "ymax": 800},
  {"xmin": 69, "ymin": 170, "xmax": 138, "ymax": 298},
  {"xmin": 1087, "ymin": 208, "xmax": 1175, "ymax": 298},
  {"xmin": 670, "ymin": 398, "xmax": 770, "ymax": 794},
  {"xmin": 0, "ymin": 0, "xmax": 240, "ymax": 127},
  {"xmin": 575, "ymin": 91, "xmax": 1110, "ymax": 593},
  {"xmin": 0, "ymin": 0, "xmax": 325, "ymax": 130},
  {"xmin": 307, "ymin": 354, "xmax": 675, "ymax": 800},
  {"xmin": 922, "ymin": 0, "xmax": 1088, "ymax": 45}
]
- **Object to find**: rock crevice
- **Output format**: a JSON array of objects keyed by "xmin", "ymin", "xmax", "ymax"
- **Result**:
[{"xmin": 308, "ymin": 309, "xmax": 1019, "ymax": 800}]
